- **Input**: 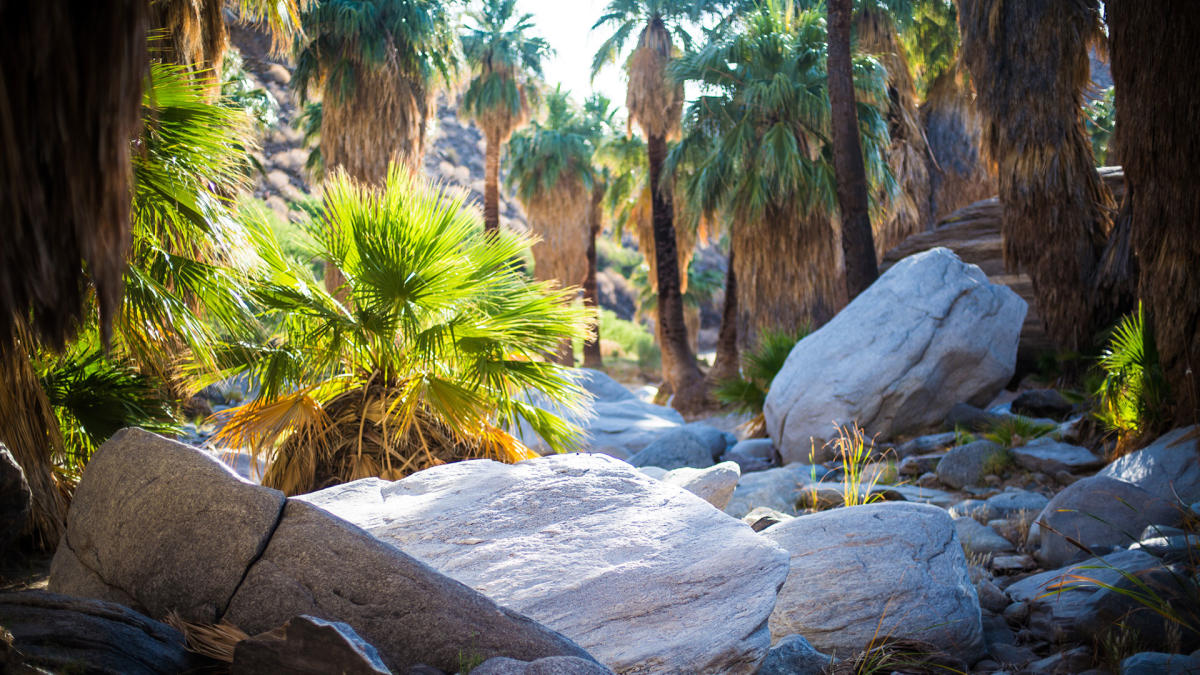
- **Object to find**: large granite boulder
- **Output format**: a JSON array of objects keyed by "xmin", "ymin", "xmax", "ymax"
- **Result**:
[
  {"xmin": 1030, "ymin": 475, "xmax": 1184, "ymax": 568},
  {"xmin": 49, "ymin": 429, "xmax": 594, "ymax": 673},
  {"xmin": 1011, "ymin": 438, "xmax": 1103, "ymax": 475},
  {"xmin": 761, "ymin": 502, "xmax": 984, "ymax": 662},
  {"xmin": 660, "ymin": 462, "xmax": 741, "ymax": 510},
  {"xmin": 517, "ymin": 370, "xmax": 683, "ymax": 460},
  {"xmin": 628, "ymin": 423, "xmax": 727, "ymax": 470},
  {"xmin": 1100, "ymin": 426, "xmax": 1200, "ymax": 503},
  {"xmin": 0, "ymin": 590, "xmax": 207, "ymax": 674},
  {"xmin": 300, "ymin": 453, "xmax": 791, "ymax": 674},
  {"xmin": 764, "ymin": 248, "xmax": 1025, "ymax": 463}
]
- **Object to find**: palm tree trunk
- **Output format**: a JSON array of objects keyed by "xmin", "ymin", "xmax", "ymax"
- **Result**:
[
  {"xmin": 958, "ymin": 0, "xmax": 1112, "ymax": 351},
  {"xmin": 483, "ymin": 132, "xmax": 501, "ymax": 234},
  {"xmin": 828, "ymin": 0, "xmax": 878, "ymax": 299},
  {"xmin": 1107, "ymin": 0, "xmax": 1200, "ymax": 424},
  {"xmin": 647, "ymin": 134, "xmax": 706, "ymax": 412},
  {"xmin": 583, "ymin": 185, "xmax": 604, "ymax": 368},
  {"xmin": 708, "ymin": 248, "xmax": 739, "ymax": 385}
]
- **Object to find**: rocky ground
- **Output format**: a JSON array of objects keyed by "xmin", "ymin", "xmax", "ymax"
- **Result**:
[{"xmin": 5, "ymin": 247, "xmax": 1198, "ymax": 674}]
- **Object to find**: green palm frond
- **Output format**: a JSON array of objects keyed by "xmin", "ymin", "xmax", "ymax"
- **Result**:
[
  {"xmin": 1096, "ymin": 303, "xmax": 1167, "ymax": 439},
  {"xmin": 460, "ymin": 0, "xmax": 551, "ymax": 128},
  {"xmin": 667, "ymin": 2, "xmax": 895, "ymax": 226},
  {"xmin": 506, "ymin": 86, "xmax": 596, "ymax": 202}
]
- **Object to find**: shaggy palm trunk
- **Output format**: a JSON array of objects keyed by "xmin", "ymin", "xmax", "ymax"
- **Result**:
[
  {"xmin": 647, "ymin": 134, "xmax": 706, "ymax": 411},
  {"xmin": 829, "ymin": 0, "xmax": 878, "ymax": 299},
  {"xmin": 958, "ymin": 0, "xmax": 1112, "ymax": 351},
  {"xmin": 708, "ymin": 250, "xmax": 739, "ymax": 385},
  {"xmin": 921, "ymin": 68, "xmax": 997, "ymax": 224},
  {"xmin": 854, "ymin": 8, "xmax": 933, "ymax": 257},
  {"xmin": 483, "ymin": 132, "xmax": 502, "ymax": 234},
  {"xmin": 583, "ymin": 185, "xmax": 604, "ymax": 368},
  {"xmin": 1107, "ymin": 0, "xmax": 1200, "ymax": 423}
]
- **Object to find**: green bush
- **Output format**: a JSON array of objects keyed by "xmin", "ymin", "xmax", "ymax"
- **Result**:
[{"xmin": 714, "ymin": 325, "xmax": 810, "ymax": 417}]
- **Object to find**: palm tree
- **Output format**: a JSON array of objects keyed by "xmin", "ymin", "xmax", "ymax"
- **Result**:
[
  {"xmin": 957, "ymin": 0, "xmax": 1112, "ymax": 351},
  {"xmin": 506, "ymin": 88, "xmax": 595, "ymax": 365},
  {"xmin": 592, "ymin": 0, "xmax": 728, "ymax": 412},
  {"xmin": 829, "ymin": 0, "xmax": 879, "ymax": 299},
  {"xmin": 211, "ymin": 166, "xmax": 591, "ymax": 495},
  {"xmin": 578, "ymin": 95, "xmax": 624, "ymax": 368},
  {"xmin": 1, "ymin": 62, "xmax": 263, "ymax": 546},
  {"xmin": 460, "ymin": 0, "xmax": 552, "ymax": 234},
  {"xmin": 292, "ymin": 0, "xmax": 458, "ymax": 183},
  {"xmin": 150, "ymin": 0, "xmax": 303, "ymax": 86},
  {"xmin": 1105, "ymin": 0, "xmax": 1200, "ymax": 424},
  {"xmin": 669, "ymin": 2, "xmax": 894, "ymax": 350}
]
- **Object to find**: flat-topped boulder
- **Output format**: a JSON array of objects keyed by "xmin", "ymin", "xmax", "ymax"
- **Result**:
[{"xmin": 300, "ymin": 453, "xmax": 791, "ymax": 674}]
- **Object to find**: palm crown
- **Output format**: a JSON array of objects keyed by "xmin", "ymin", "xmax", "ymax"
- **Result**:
[{"xmin": 460, "ymin": 0, "xmax": 552, "ymax": 139}]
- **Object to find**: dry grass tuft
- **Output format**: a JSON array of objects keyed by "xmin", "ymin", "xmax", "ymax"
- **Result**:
[{"xmin": 165, "ymin": 611, "xmax": 249, "ymax": 663}]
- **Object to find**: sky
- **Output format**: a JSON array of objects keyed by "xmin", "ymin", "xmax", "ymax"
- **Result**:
[{"xmin": 516, "ymin": 0, "xmax": 630, "ymax": 118}]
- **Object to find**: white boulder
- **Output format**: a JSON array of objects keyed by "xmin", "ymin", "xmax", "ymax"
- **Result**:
[{"xmin": 764, "ymin": 248, "xmax": 1026, "ymax": 463}]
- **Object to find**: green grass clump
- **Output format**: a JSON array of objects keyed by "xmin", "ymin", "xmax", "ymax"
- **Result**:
[
  {"xmin": 576, "ymin": 309, "xmax": 660, "ymax": 373},
  {"xmin": 983, "ymin": 416, "xmax": 1057, "ymax": 448},
  {"xmin": 714, "ymin": 325, "xmax": 810, "ymax": 417},
  {"xmin": 596, "ymin": 237, "xmax": 642, "ymax": 277}
]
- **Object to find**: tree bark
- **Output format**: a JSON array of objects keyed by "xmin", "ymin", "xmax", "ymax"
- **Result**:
[
  {"xmin": 828, "ymin": 0, "xmax": 879, "ymax": 300},
  {"xmin": 583, "ymin": 185, "xmax": 604, "ymax": 368},
  {"xmin": 708, "ymin": 248, "xmax": 739, "ymax": 385},
  {"xmin": 1107, "ymin": 0, "xmax": 1200, "ymax": 424},
  {"xmin": 646, "ymin": 133, "xmax": 706, "ymax": 412},
  {"xmin": 483, "ymin": 131, "xmax": 501, "ymax": 234}
]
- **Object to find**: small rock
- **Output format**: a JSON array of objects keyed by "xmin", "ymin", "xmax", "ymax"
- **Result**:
[
  {"xmin": 1011, "ymin": 389, "xmax": 1075, "ymax": 420},
  {"xmin": 955, "ymin": 518, "xmax": 1016, "ymax": 556},
  {"xmin": 976, "ymin": 577, "xmax": 1010, "ymax": 613},
  {"xmin": 1120, "ymin": 652, "xmax": 1200, "ymax": 675},
  {"xmin": 1002, "ymin": 601, "xmax": 1030, "ymax": 624},
  {"xmin": 990, "ymin": 554, "xmax": 1035, "ymax": 574},
  {"xmin": 896, "ymin": 432, "xmax": 958, "ymax": 458},
  {"xmin": 949, "ymin": 499, "xmax": 998, "ymax": 522},
  {"xmin": 1012, "ymin": 438, "xmax": 1103, "ymax": 475},
  {"xmin": 917, "ymin": 471, "xmax": 941, "ymax": 487},
  {"xmin": 899, "ymin": 453, "xmax": 943, "ymax": 476},
  {"xmin": 985, "ymin": 489, "xmax": 1050, "ymax": 519},
  {"xmin": 1027, "ymin": 646, "xmax": 1092, "ymax": 674},
  {"xmin": 754, "ymin": 634, "xmax": 833, "ymax": 675},
  {"xmin": 937, "ymin": 440, "xmax": 1008, "ymax": 489},
  {"xmin": 724, "ymin": 463, "xmax": 818, "ymax": 519},
  {"xmin": 470, "ymin": 656, "xmax": 615, "ymax": 674},
  {"xmin": 988, "ymin": 642, "xmax": 1038, "ymax": 668},
  {"xmin": 660, "ymin": 462, "xmax": 741, "ymax": 510},
  {"xmin": 628, "ymin": 426, "xmax": 720, "ymax": 470},
  {"xmin": 741, "ymin": 506, "xmax": 794, "ymax": 532},
  {"xmin": 231, "ymin": 615, "xmax": 391, "ymax": 675},
  {"xmin": 265, "ymin": 63, "xmax": 291, "ymax": 86},
  {"xmin": 945, "ymin": 403, "xmax": 1006, "ymax": 432},
  {"xmin": 721, "ymin": 438, "xmax": 779, "ymax": 473}
]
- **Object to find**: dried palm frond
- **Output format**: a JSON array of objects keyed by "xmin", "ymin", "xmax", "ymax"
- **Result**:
[
  {"xmin": 0, "ymin": 0, "xmax": 148, "ymax": 350},
  {"xmin": 959, "ymin": 0, "xmax": 1113, "ymax": 350},
  {"xmin": 164, "ymin": 611, "xmax": 249, "ymax": 663},
  {"xmin": 320, "ymin": 66, "xmax": 430, "ymax": 182},
  {"xmin": 855, "ymin": 7, "xmax": 934, "ymax": 256},
  {"xmin": 626, "ymin": 17, "xmax": 682, "ymax": 141}
]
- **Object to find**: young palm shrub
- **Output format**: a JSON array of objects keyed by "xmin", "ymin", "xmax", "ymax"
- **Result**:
[
  {"xmin": 460, "ymin": 0, "xmax": 552, "ymax": 234},
  {"xmin": 714, "ymin": 325, "xmax": 811, "ymax": 436},
  {"xmin": 1095, "ymin": 304, "xmax": 1167, "ymax": 454},
  {"xmin": 669, "ymin": 3, "xmax": 894, "ymax": 347},
  {"xmin": 506, "ymin": 87, "xmax": 595, "ymax": 365},
  {"xmin": 210, "ymin": 166, "xmax": 592, "ymax": 496}
]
